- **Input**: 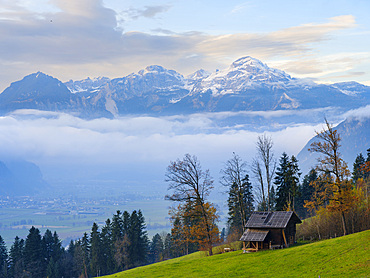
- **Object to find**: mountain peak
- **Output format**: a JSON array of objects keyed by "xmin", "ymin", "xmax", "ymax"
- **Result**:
[
  {"xmin": 231, "ymin": 56, "xmax": 266, "ymax": 69},
  {"xmin": 187, "ymin": 69, "xmax": 210, "ymax": 80}
]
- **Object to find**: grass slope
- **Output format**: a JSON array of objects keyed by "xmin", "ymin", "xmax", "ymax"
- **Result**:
[{"xmin": 103, "ymin": 230, "xmax": 370, "ymax": 278}]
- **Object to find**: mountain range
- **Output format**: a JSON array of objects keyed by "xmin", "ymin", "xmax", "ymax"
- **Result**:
[{"xmin": 1, "ymin": 56, "xmax": 369, "ymax": 118}]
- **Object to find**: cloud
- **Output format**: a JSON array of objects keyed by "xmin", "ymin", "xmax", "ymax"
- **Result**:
[
  {"xmin": 269, "ymin": 52, "xmax": 370, "ymax": 81},
  {"xmin": 122, "ymin": 5, "xmax": 171, "ymax": 20},
  {"xmin": 342, "ymin": 105, "xmax": 370, "ymax": 120},
  {"xmin": 0, "ymin": 1, "xmax": 362, "ymax": 91},
  {"xmin": 0, "ymin": 109, "xmax": 332, "ymax": 168}
]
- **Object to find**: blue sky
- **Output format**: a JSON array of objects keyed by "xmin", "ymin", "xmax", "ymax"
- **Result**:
[{"xmin": 0, "ymin": 0, "xmax": 369, "ymax": 91}]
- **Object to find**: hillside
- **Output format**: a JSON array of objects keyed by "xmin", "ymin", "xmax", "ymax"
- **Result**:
[{"xmin": 103, "ymin": 230, "xmax": 370, "ymax": 278}]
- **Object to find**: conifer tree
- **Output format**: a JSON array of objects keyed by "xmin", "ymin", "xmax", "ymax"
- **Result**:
[
  {"xmin": 0, "ymin": 235, "xmax": 8, "ymax": 278},
  {"xmin": 227, "ymin": 174, "xmax": 254, "ymax": 236},
  {"xmin": 150, "ymin": 233, "xmax": 164, "ymax": 263},
  {"xmin": 100, "ymin": 218, "xmax": 115, "ymax": 275},
  {"xmin": 9, "ymin": 236, "xmax": 24, "ymax": 278},
  {"xmin": 24, "ymin": 226, "xmax": 45, "ymax": 277},
  {"xmin": 296, "ymin": 168, "xmax": 317, "ymax": 218},
  {"xmin": 80, "ymin": 232, "xmax": 90, "ymax": 277},
  {"xmin": 221, "ymin": 153, "xmax": 254, "ymax": 236},
  {"xmin": 274, "ymin": 153, "xmax": 301, "ymax": 211},
  {"xmin": 353, "ymin": 153, "xmax": 365, "ymax": 182},
  {"xmin": 90, "ymin": 222, "xmax": 103, "ymax": 277},
  {"xmin": 128, "ymin": 210, "xmax": 149, "ymax": 268},
  {"xmin": 163, "ymin": 233, "xmax": 172, "ymax": 260},
  {"xmin": 111, "ymin": 210, "xmax": 124, "ymax": 242}
]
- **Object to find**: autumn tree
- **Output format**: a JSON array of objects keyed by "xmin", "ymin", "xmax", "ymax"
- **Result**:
[
  {"xmin": 165, "ymin": 154, "xmax": 219, "ymax": 255},
  {"xmin": 252, "ymin": 135, "xmax": 276, "ymax": 211},
  {"xmin": 220, "ymin": 153, "xmax": 254, "ymax": 236},
  {"xmin": 308, "ymin": 119, "xmax": 356, "ymax": 235}
]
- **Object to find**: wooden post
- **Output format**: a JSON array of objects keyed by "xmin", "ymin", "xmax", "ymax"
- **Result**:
[
  {"xmin": 282, "ymin": 229, "xmax": 288, "ymax": 248},
  {"xmin": 243, "ymin": 241, "xmax": 246, "ymax": 251}
]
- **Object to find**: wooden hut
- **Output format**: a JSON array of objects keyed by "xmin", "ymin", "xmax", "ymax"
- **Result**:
[{"xmin": 240, "ymin": 211, "xmax": 301, "ymax": 251}]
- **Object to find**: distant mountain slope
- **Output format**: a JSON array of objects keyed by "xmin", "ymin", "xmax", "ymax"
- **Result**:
[
  {"xmin": 102, "ymin": 230, "xmax": 370, "ymax": 278},
  {"xmin": 297, "ymin": 116, "xmax": 370, "ymax": 175},
  {"xmin": 1, "ymin": 57, "xmax": 370, "ymax": 118},
  {"xmin": 0, "ymin": 159, "xmax": 48, "ymax": 196}
]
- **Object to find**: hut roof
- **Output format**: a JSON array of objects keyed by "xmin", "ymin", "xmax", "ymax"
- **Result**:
[
  {"xmin": 245, "ymin": 211, "xmax": 301, "ymax": 229},
  {"xmin": 240, "ymin": 229, "xmax": 269, "ymax": 242}
]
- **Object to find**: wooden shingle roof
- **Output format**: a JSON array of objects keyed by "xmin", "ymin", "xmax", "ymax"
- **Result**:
[{"xmin": 245, "ymin": 211, "xmax": 301, "ymax": 229}]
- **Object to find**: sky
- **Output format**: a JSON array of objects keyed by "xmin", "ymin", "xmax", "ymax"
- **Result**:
[
  {"xmin": 1, "ymin": 0, "xmax": 370, "ymax": 189},
  {"xmin": 0, "ymin": 0, "xmax": 370, "ymax": 92}
]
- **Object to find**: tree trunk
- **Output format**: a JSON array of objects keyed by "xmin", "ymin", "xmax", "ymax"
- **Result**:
[{"xmin": 341, "ymin": 212, "xmax": 347, "ymax": 236}]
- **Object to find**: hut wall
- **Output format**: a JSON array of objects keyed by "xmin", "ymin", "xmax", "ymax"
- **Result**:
[{"xmin": 265, "ymin": 229, "xmax": 283, "ymax": 247}]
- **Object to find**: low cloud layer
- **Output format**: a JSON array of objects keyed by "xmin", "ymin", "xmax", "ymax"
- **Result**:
[{"xmin": 0, "ymin": 110, "xmax": 327, "ymax": 173}]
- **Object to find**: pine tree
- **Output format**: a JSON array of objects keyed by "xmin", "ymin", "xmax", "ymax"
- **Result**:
[
  {"xmin": 100, "ymin": 218, "xmax": 115, "ymax": 275},
  {"xmin": 353, "ymin": 153, "xmax": 365, "ymax": 182},
  {"xmin": 296, "ymin": 168, "xmax": 318, "ymax": 218},
  {"xmin": 274, "ymin": 153, "xmax": 301, "ymax": 211},
  {"xmin": 111, "ymin": 210, "xmax": 124, "ymax": 243},
  {"xmin": 227, "ymin": 174, "xmax": 254, "ymax": 236},
  {"xmin": 90, "ymin": 222, "xmax": 103, "ymax": 277},
  {"xmin": 0, "ymin": 235, "xmax": 8, "ymax": 278},
  {"xmin": 80, "ymin": 232, "xmax": 90, "ymax": 278},
  {"xmin": 170, "ymin": 216, "xmax": 186, "ymax": 257},
  {"xmin": 163, "ymin": 233, "xmax": 172, "ymax": 260},
  {"xmin": 42, "ymin": 229, "xmax": 54, "ymax": 265},
  {"xmin": 150, "ymin": 233, "xmax": 164, "ymax": 263},
  {"xmin": 9, "ymin": 236, "xmax": 24, "ymax": 278},
  {"xmin": 46, "ymin": 257, "xmax": 60, "ymax": 278},
  {"xmin": 24, "ymin": 226, "xmax": 45, "ymax": 278},
  {"xmin": 128, "ymin": 210, "xmax": 149, "ymax": 268}
]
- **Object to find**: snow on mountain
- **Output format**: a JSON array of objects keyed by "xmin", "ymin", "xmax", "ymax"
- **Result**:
[
  {"xmin": 65, "ymin": 76, "xmax": 111, "ymax": 94},
  {"xmin": 193, "ymin": 56, "xmax": 295, "ymax": 96},
  {"xmin": 186, "ymin": 69, "xmax": 211, "ymax": 80},
  {"xmin": 1, "ymin": 56, "xmax": 369, "ymax": 118},
  {"xmin": 331, "ymin": 81, "xmax": 370, "ymax": 96}
]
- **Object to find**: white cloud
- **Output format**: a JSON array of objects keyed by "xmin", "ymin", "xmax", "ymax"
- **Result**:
[
  {"xmin": 0, "ymin": 0, "xmax": 362, "ymax": 91},
  {"xmin": 0, "ymin": 110, "xmax": 323, "ymax": 169}
]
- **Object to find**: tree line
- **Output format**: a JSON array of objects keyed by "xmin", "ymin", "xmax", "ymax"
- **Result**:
[
  {"xmin": 165, "ymin": 120, "xmax": 370, "ymax": 254},
  {"xmin": 0, "ymin": 209, "xmax": 170, "ymax": 277}
]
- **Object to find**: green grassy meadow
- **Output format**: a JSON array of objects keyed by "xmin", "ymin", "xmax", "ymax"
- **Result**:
[{"xmin": 103, "ymin": 229, "xmax": 370, "ymax": 278}]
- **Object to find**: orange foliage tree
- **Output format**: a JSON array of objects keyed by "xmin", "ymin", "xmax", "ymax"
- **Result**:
[
  {"xmin": 307, "ymin": 119, "xmax": 357, "ymax": 235},
  {"xmin": 165, "ymin": 154, "xmax": 219, "ymax": 255}
]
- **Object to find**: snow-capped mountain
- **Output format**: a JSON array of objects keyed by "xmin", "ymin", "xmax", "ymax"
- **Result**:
[
  {"xmin": 65, "ymin": 76, "xmax": 111, "ymax": 95},
  {"xmin": 193, "ymin": 56, "xmax": 294, "ymax": 96},
  {"xmin": 0, "ymin": 56, "xmax": 369, "ymax": 118}
]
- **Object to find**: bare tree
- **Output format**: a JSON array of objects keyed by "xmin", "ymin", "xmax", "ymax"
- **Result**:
[
  {"xmin": 165, "ymin": 154, "xmax": 218, "ymax": 255},
  {"xmin": 220, "ymin": 153, "xmax": 248, "ymax": 231},
  {"xmin": 252, "ymin": 134, "xmax": 276, "ymax": 211}
]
